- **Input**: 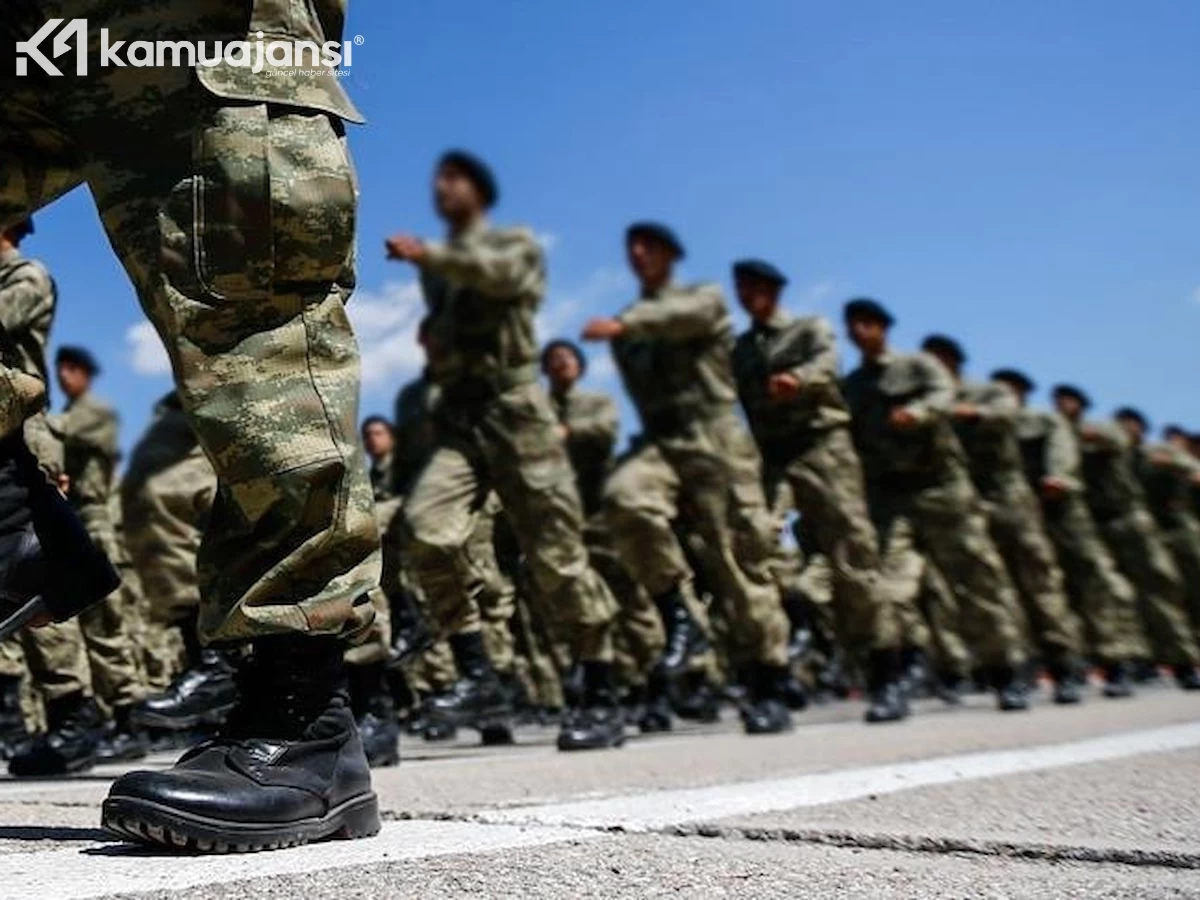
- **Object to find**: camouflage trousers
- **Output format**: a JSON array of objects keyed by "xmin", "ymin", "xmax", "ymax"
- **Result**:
[
  {"xmin": 868, "ymin": 471, "xmax": 1025, "ymax": 671},
  {"xmin": 763, "ymin": 427, "xmax": 898, "ymax": 656},
  {"xmin": 1098, "ymin": 509, "xmax": 1200, "ymax": 667},
  {"xmin": 1162, "ymin": 515, "xmax": 1200, "ymax": 643},
  {"xmin": 981, "ymin": 478, "xmax": 1082, "ymax": 665},
  {"xmin": 603, "ymin": 416, "xmax": 790, "ymax": 668},
  {"xmin": 405, "ymin": 384, "xmax": 616, "ymax": 664},
  {"xmin": 0, "ymin": 44, "xmax": 380, "ymax": 646},
  {"xmin": 1040, "ymin": 493, "xmax": 1146, "ymax": 663}
]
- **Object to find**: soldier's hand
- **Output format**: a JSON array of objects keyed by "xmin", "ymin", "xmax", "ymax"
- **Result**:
[
  {"xmin": 889, "ymin": 408, "xmax": 919, "ymax": 430},
  {"xmin": 557, "ymin": 424, "xmax": 570, "ymax": 441},
  {"xmin": 1078, "ymin": 424, "xmax": 1099, "ymax": 441},
  {"xmin": 581, "ymin": 318, "xmax": 625, "ymax": 342},
  {"xmin": 953, "ymin": 404, "xmax": 981, "ymax": 421},
  {"xmin": 1041, "ymin": 477, "xmax": 1069, "ymax": 500},
  {"xmin": 767, "ymin": 373, "xmax": 802, "ymax": 401},
  {"xmin": 385, "ymin": 234, "xmax": 426, "ymax": 264}
]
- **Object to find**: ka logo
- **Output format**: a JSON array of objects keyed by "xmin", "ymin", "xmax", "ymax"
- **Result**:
[{"xmin": 16, "ymin": 18, "xmax": 88, "ymax": 77}]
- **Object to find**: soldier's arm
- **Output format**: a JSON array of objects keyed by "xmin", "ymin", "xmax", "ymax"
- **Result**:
[
  {"xmin": 0, "ymin": 262, "xmax": 53, "ymax": 336},
  {"xmin": 419, "ymin": 229, "xmax": 545, "ymax": 302},
  {"xmin": 779, "ymin": 319, "xmax": 839, "ymax": 391},
  {"xmin": 972, "ymin": 382, "xmax": 1019, "ymax": 424},
  {"xmin": 1077, "ymin": 420, "xmax": 1127, "ymax": 453},
  {"xmin": 568, "ymin": 395, "xmax": 619, "ymax": 457},
  {"xmin": 615, "ymin": 285, "xmax": 725, "ymax": 341},
  {"xmin": 1044, "ymin": 413, "xmax": 1083, "ymax": 490},
  {"xmin": 901, "ymin": 355, "xmax": 956, "ymax": 423}
]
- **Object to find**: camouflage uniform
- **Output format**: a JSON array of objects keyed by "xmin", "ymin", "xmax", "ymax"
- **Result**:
[
  {"xmin": 604, "ymin": 282, "xmax": 789, "ymax": 668},
  {"xmin": 1135, "ymin": 443, "xmax": 1200, "ymax": 640},
  {"xmin": 842, "ymin": 352, "xmax": 1025, "ymax": 671},
  {"xmin": 551, "ymin": 384, "xmax": 663, "ymax": 687},
  {"xmin": 1077, "ymin": 422, "xmax": 1199, "ymax": 666},
  {"xmin": 402, "ymin": 223, "xmax": 615, "ymax": 662},
  {"xmin": 953, "ymin": 380, "xmax": 1081, "ymax": 666},
  {"xmin": 1, "ymin": 1, "xmax": 381, "ymax": 647},
  {"xmin": 732, "ymin": 310, "xmax": 898, "ymax": 657},
  {"xmin": 121, "ymin": 393, "xmax": 217, "ymax": 685}
]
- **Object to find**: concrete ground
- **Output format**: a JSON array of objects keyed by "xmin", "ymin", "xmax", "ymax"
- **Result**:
[{"xmin": 1, "ymin": 684, "xmax": 1199, "ymax": 898}]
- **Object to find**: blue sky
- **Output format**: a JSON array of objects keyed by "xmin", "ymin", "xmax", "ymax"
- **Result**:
[{"xmin": 25, "ymin": 1, "xmax": 1200, "ymax": 456}]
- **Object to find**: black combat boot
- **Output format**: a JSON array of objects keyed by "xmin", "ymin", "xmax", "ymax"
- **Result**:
[
  {"xmin": 427, "ymin": 632, "xmax": 513, "ymax": 738},
  {"xmin": 348, "ymin": 662, "xmax": 400, "ymax": 768},
  {"xmin": 652, "ymin": 585, "xmax": 710, "ymax": 675},
  {"xmin": 864, "ymin": 649, "xmax": 910, "ymax": 724},
  {"xmin": 672, "ymin": 670, "xmax": 722, "ymax": 723},
  {"xmin": 1049, "ymin": 661, "xmax": 1084, "ymax": 705},
  {"xmin": 633, "ymin": 668, "xmax": 672, "ymax": 734},
  {"xmin": 740, "ymin": 663, "xmax": 793, "ymax": 735},
  {"xmin": 9, "ymin": 691, "xmax": 103, "ymax": 776},
  {"xmin": 1102, "ymin": 661, "xmax": 1134, "ymax": 699},
  {"xmin": 95, "ymin": 704, "xmax": 150, "ymax": 763},
  {"xmin": 1173, "ymin": 664, "xmax": 1200, "ymax": 691},
  {"xmin": 0, "ymin": 674, "xmax": 28, "ymax": 761},
  {"xmin": 102, "ymin": 635, "xmax": 380, "ymax": 852},
  {"xmin": 992, "ymin": 666, "xmax": 1031, "ymax": 712},
  {"xmin": 558, "ymin": 661, "xmax": 625, "ymax": 751},
  {"xmin": 131, "ymin": 618, "xmax": 240, "ymax": 732}
]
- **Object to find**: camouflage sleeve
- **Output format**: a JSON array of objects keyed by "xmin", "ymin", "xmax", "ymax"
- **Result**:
[
  {"xmin": 569, "ymin": 394, "xmax": 619, "ymax": 457},
  {"xmin": 0, "ymin": 261, "xmax": 53, "ymax": 337},
  {"xmin": 974, "ymin": 382, "xmax": 1018, "ymax": 423},
  {"xmin": 420, "ymin": 228, "xmax": 545, "ymax": 302},
  {"xmin": 785, "ymin": 319, "xmax": 839, "ymax": 391},
  {"xmin": 903, "ymin": 354, "xmax": 956, "ymax": 424},
  {"xmin": 1078, "ymin": 420, "xmax": 1127, "ymax": 453},
  {"xmin": 616, "ymin": 285, "xmax": 725, "ymax": 340},
  {"xmin": 1045, "ymin": 413, "xmax": 1083, "ymax": 489}
]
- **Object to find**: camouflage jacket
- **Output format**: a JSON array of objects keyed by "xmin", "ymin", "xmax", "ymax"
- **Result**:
[
  {"xmin": 391, "ymin": 374, "xmax": 441, "ymax": 495},
  {"xmin": 550, "ymin": 385, "xmax": 618, "ymax": 516},
  {"xmin": 1131, "ymin": 441, "xmax": 1200, "ymax": 531},
  {"xmin": 49, "ymin": 390, "xmax": 119, "ymax": 514},
  {"xmin": 950, "ymin": 379, "xmax": 1026, "ymax": 496},
  {"xmin": 1074, "ymin": 419, "xmax": 1145, "ymax": 523},
  {"xmin": 612, "ymin": 282, "xmax": 738, "ymax": 437},
  {"xmin": 732, "ymin": 310, "xmax": 850, "ymax": 461},
  {"xmin": 418, "ymin": 220, "xmax": 547, "ymax": 398},
  {"xmin": 369, "ymin": 452, "xmax": 395, "ymax": 504},
  {"xmin": 0, "ymin": 247, "xmax": 55, "ymax": 386},
  {"xmin": 842, "ymin": 350, "xmax": 965, "ymax": 484},
  {"xmin": 1014, "ymin": 409, "xmax": 1082, "ymax": 493}
]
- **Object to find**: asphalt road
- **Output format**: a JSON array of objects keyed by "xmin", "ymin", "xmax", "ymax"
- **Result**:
[{"xmin": 1, "ymin": 683, "xmax": 1199, "ymax": 898}]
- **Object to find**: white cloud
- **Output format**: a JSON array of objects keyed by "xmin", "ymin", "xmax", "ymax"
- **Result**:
[
  {"xmin": 800, "ymin": 279, "xmax": 837, "ymax": 308},
  {"xmin": 346, "ymin": 280, "xmax": 426, "ymax": 386},
  {"xmin": 126, "ymin": 321, "xmax": 172, "ymax": 377},
  {"xmin": 1191, "ymin": 286, "xmax": 1200, "ymax": 306},
  {"xmin": 536, "ymin": 231, "xmax": 560, "ymax": 254}
]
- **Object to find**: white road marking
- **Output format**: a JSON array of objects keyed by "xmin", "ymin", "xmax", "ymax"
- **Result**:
[{"xmin": 0, "ymin": 720, "xmax": 1197, "ymax": 899}]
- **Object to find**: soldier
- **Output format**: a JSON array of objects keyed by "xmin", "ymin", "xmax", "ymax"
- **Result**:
[
  {"xmin": 1117, "ymin": 410, "xmax": 1200, "ymax": 646},
  {"xmin": 841, "ymin": 300, "xmax": 1029, "ymax": 711},
  {"xmin": 730, "ymin": 260, "xmax": 906, "ymax": 723},
  {"xmin": 362, "ymin": 417, "xmax": 397, "ymax": 503},
  {"xmin": 6, "ymin": 2, "xmax": 383, "ymax": 850},
  {"xmin": 386, "ymin": 151, "xmax": 622, "ymax": 751},
  {"xmin": 541, "ymin": 339, "xmax": 666, "ymax": 726},
  {"xmin": 1053, "ymin": 386, "xmax": 1200, "ymax": 689},
  {"xmin": 582, "ymin": 224, "xmax": 793, "ymax": 735},
  {"xmin": 922, "ymin": 336, "xmax": 1084, "ymax": 704}
]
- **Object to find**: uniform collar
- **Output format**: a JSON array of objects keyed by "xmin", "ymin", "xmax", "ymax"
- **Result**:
[
  {"xmin": 752, "ymin": 308, "xmax": 792, "ymax": 333},
  {"xmin": 0, "ymin": 247, "xmax": 22, "ymax": 267},
  {"xmin": 639, "ymin": 279, "xmax": 676, "ymax": 301},
  {"xmin": 449, "ymin": 216, "xmax": 489, "ymax": 243}
]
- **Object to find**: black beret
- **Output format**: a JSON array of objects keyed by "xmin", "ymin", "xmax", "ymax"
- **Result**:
[
  {"xmin": 7, "ymin": 218, "xmax": 34, "ymax": 241},
  {"xmin": 843, "ymin": 297, "xmax": 894, "ymax": 327},
  {"xmin": 732, "ymin": 258, "xmax": 788, "ymax": 287},
  {"xmin": 625, "ymin": 221, "xmax": 685, "ymax": 259},
  {"xmin": 1162, "ymin": 424, "xmax": 1187, "ymax": 441},
  {"xmin": 55, "ymin": 346, "xmax": 100, "ymax": 375},
  {"xmin": 541, "ymin": 339, "xmax": 588, "ymax": 376},
  {"xmin": 1052, "ymin": 384, "xmax": 1091, "ymax": 410},
  {"xmin": 921, "ymin": 334, "xmax": 966, "ymax": 366},
  {"xmin": 1114, "ymin": 407, "xmax": 1148, "ymax": 430},
  {"xmin": 361, "ymin": 415, "xmax": 392, "ymax": 433},
  {"xmin": 438, "ymin": 149, "xmax": 498, "ymax": 208},
  {"xmin": 990, "ymin": 368, "xmax": 1036, "ymax": 394}
]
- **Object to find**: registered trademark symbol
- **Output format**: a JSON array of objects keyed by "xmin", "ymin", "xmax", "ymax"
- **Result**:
[{"xmin": 354, "ymin": 35, "xmax": 365, "ymax": 46}]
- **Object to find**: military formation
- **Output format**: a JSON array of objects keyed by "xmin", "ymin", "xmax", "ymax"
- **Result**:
[{"xmin": 0, "ymin": 0, "xmax": 1198, "ymax": 859}]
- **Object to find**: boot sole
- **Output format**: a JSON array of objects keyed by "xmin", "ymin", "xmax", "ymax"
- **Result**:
[
  {"xmin": 130, "ymin": 702, "xmax": 237, "ymax": 731},
  {"xmin": 557, "ymin": 729, "xmax": 626, "ymax": 751},
  {"xmin": 101, "ymin": 792, "xmax": 381, "ymax": 854}
]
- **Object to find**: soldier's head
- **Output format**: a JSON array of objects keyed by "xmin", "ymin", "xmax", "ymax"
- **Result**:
[
  {"xmin": 360, "ymin": 416, "xmax": 394, "ymax": 462},
  {"xmin": 921, "ymin": 334, "xmax": 966, "ymax": 379},
  {"xmin": 0, "ymin": 218, "xmax": 34, "ymax": 252},
  {"xmin": 55, "ymin": 346, "xmax": 99, "ymax": 401},
  {"xmin": 1163, "ymin": 424, "xmax": 1189, "ymax": 450},
  {"xmin": 843, "ymin": 298, "xmax": 893, "ymax": 359},
  {"xmin": 625, "ymin": 222, "xmax": 684, "ymax": 292},
  {"xmin": 541, "ymin": 339, "xmax": 586, "ymax": 393},
  {"xmin": 433, "ymin": 150, "xmax": 497, "ymax": 227},
  {"xmin": 1051, "ymin": 384, "xmax": 1090, "ymax": 423},
  {"xmin": 732, "ymin": 259, "xmax": 788, "ymax": 324},
  {"xmin": 990, "ymin": 368, "xmax": 1036, "ymax": 407},
  {"xmin": 1114, "ymin": 407, "xmax": 1148, "ymax": 445}
]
